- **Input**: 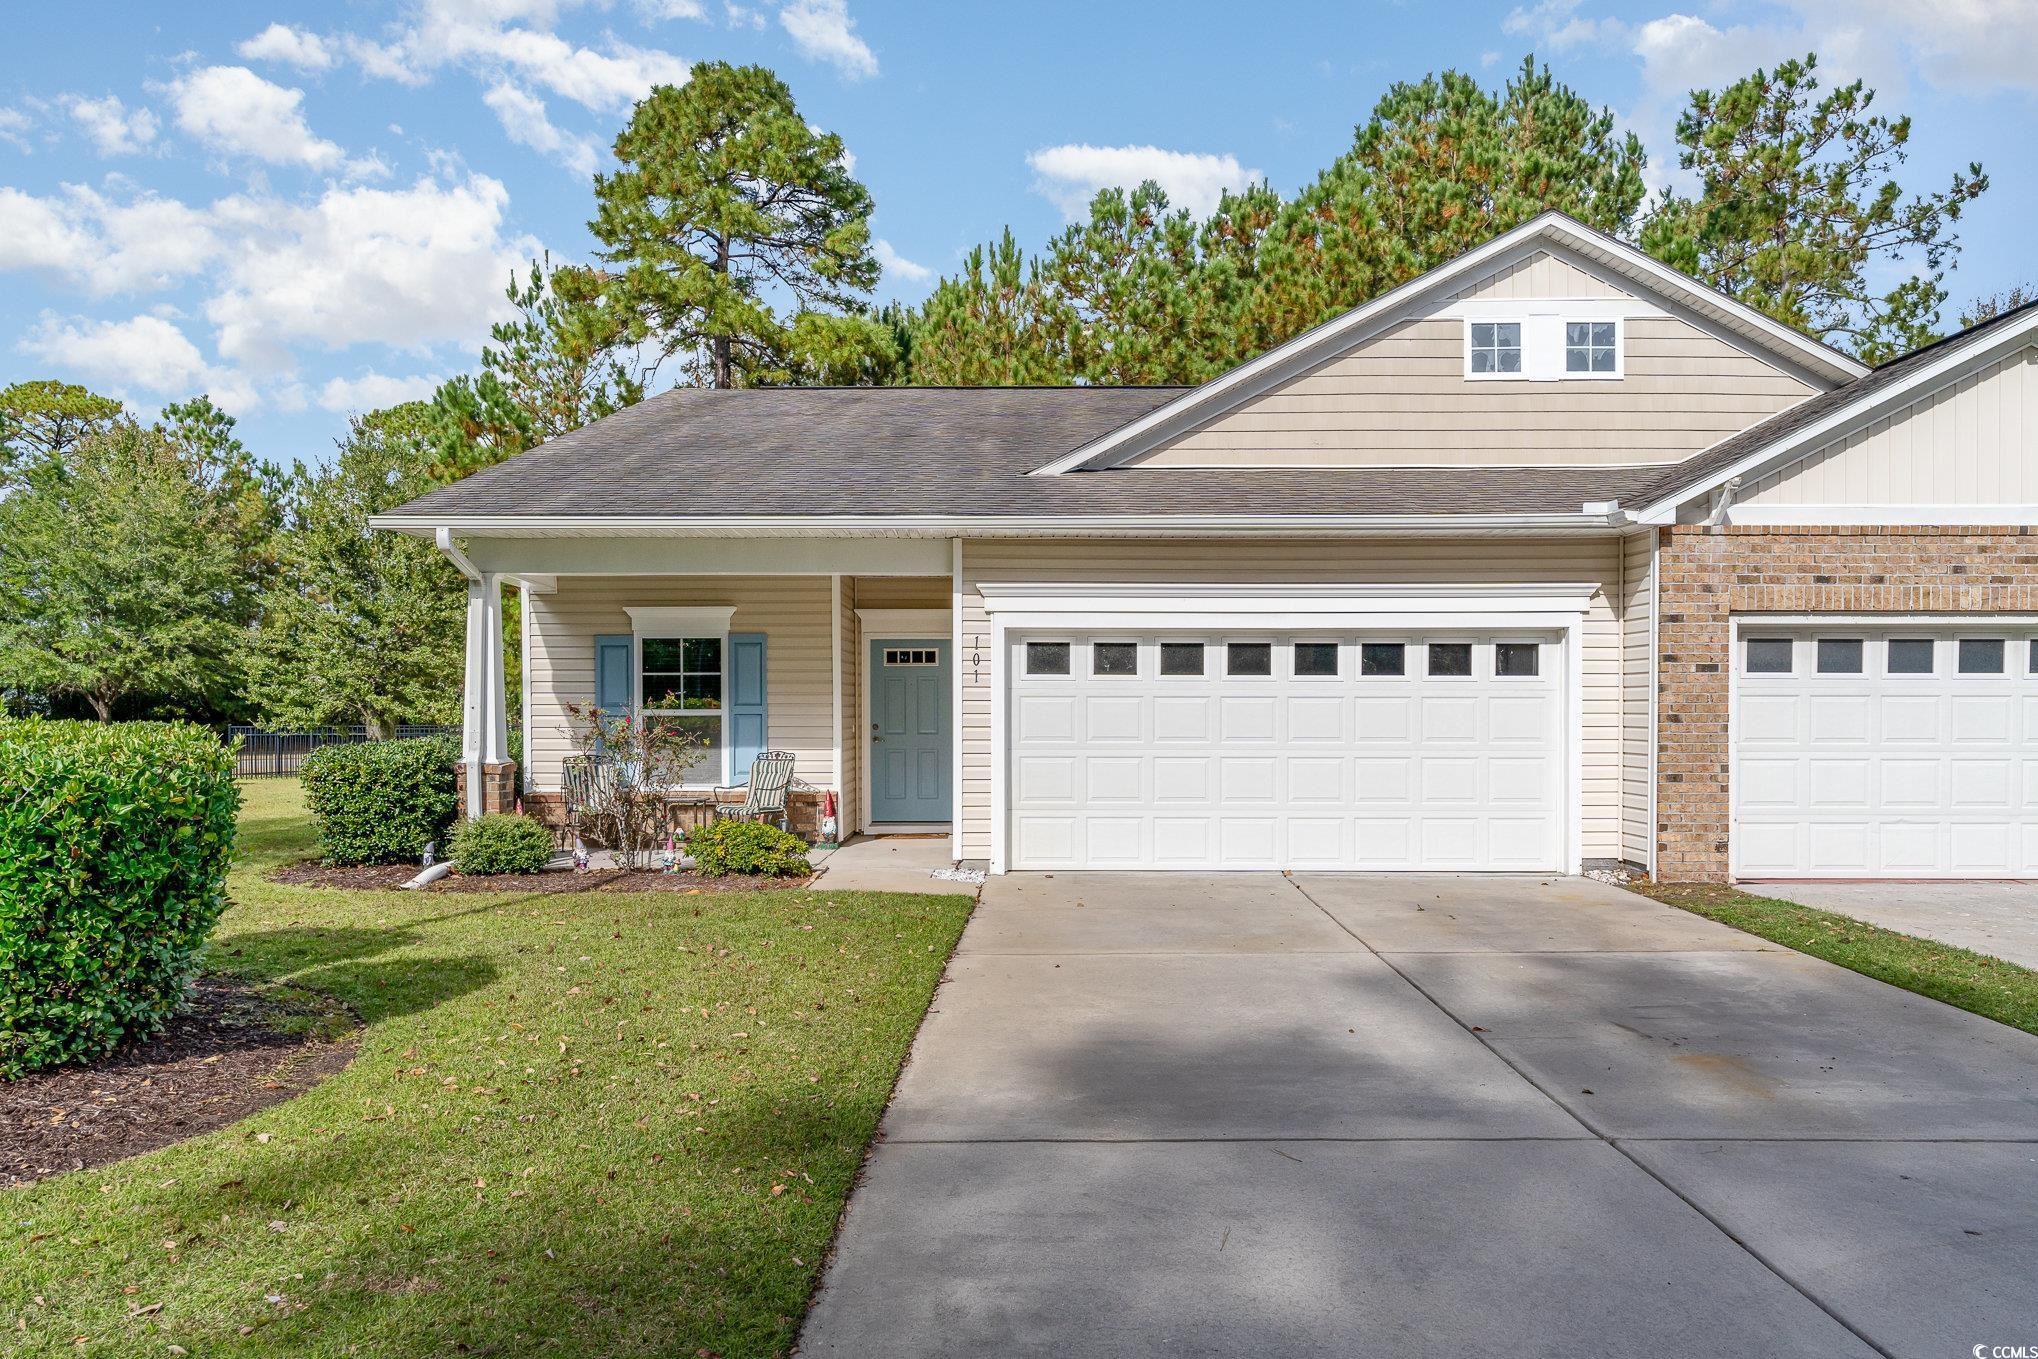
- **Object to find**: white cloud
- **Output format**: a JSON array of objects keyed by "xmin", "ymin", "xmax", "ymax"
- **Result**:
[
  {"xmin": 164, "ymin": 66, "xmax": 347, "ymax": 170},
  {"xmin": 724, "ymin": 2, "xmax": 766, "ymax": 28},
  {"xmin": 637, "ymin": 0, "xmax": 707, "ymax": 17},
  {"xmin": 1026, "ymin": 143, "xmax": 1261, "ymax": 220},
  {"xmin": 1501, "ymin": 0, "xmax": 1621, "ymax": 51},
  {"xmin": 19, "ymin": 312, "xmax": 256, "ymax": 409},
  {"xmin": 779, "ymin": 0, "xmax": 877, "ymax": 79},
  {"xmin": 318, "ymin": 370, "xmax": 445, "ymax": 411},
  {"xmin": 237, "ymin": 23, "xmax": 339, "ymax": 72},
  {"xmin": 483, "ymin": 79, "xmax": 600, "ymax": 175},
  {"xmin": 204, "ymin": 174, "xmax": 537, "ymax": 368},
  {"xmin": 62, "ymin": 94, "xmax": 159, "ymax": 157},
  {"xmin": 873, "ymin": 238, "xmax": 929, "ymax": 283},
  {"xmin": 343, "ymin": 1, "xmax": 690, "ymax": 110},
  {"xmin": 0, "ymin": 184, "xmax": 220, "ymax": 295},
  {"xmin": 0, "ymin": 107, "xmax": 29, "ymax": 152}
]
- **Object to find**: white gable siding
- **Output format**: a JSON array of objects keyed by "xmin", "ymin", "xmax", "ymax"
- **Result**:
[
  {"xmin": 1447, "ymin": 249, "xmax": 1624, "ymax": 301},
  {"xmin": 1129, "ymin": 248, "xmax": 1817, "ymax": 471},
  {"xmin": 1739, "ymin": 346, "xmax": 2038, "ymax": 512}
]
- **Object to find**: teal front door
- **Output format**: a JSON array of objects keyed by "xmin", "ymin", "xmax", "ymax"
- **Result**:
[{"xmin": 869, "ymin": 638, "xmax": 951, "ymax": 823}]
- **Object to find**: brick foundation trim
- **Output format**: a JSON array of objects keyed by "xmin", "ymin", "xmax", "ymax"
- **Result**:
[
  {"xmin": 452, "ymin": 760, "xmax": 519, "ymax": 817},
  {"xmin": 1655, "ymin": 523, "xmax": 2038, "ymax": 881}
]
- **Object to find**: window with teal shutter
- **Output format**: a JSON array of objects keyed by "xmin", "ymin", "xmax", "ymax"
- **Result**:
[
  {"xmin": 727, "ymin": 633, "xmax": 767, "ymax": 782},
  {"xmin": 594, "ymin": 634, "xmax": 633, "ymax": 729}
]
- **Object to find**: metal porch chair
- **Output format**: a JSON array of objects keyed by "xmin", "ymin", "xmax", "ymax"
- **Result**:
[
  {"xmin": 715, "ymin": 750, "xmax": 797, "ymax": 832},
  {"xmin": 558, "ymin": 755, "xmax": 617, "ymax": 846}
]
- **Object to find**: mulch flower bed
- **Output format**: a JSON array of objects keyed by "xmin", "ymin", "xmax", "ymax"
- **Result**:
[
  {"xmin": 267, "ymin": 862, "xmax": 812, "ymax": 893},
  {"xmin": 1, "ymin": 976, "xmax": 357, "ymax": 1187}
]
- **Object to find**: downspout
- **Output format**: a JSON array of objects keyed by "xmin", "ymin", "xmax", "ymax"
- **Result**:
[
  {"xmin": 436, "ymin": 526, "xmax": 482, "ymax": 582},
  {"xmin": 1706, "ymin": 477, "xmax": 1743, "ymax": 528}
]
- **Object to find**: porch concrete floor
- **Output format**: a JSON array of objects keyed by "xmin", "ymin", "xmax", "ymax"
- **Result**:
[{"xmin": 812, "ymin": 833, "xmax": 977, "ymax": 894}]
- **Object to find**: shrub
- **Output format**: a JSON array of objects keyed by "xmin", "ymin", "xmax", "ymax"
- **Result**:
[
  {"xmin": 452, "ymin": 813, "xmax": 555, "ymax": 875},
  {"xmin": 303, "ymin": 734, "xmax": 460, "ymax": 866},
  {"xmin": 686, "ymin": 819, "xmax": 812, "ymax": 878},
  {"xmin": 0, "ymin": 718, "xmax": 239, "ymax": 1077}
]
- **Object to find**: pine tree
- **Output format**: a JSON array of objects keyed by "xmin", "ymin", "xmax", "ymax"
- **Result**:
[
  {"xmin": 584, "ymin": 62, "xmax": 881, "ymax": 389},
  {"xmin": 1639, "ymin": 54, "xmax": 1987, "ymax": 360}
]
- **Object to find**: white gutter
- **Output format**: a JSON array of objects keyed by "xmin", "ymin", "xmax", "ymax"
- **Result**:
[
  {"xmin": 435, "ymin": 526, "xmax": 482, "ymax": 580},
  {"xmin": 377, "ymin": 510, "xmax": 1631, "ymax": 539}
]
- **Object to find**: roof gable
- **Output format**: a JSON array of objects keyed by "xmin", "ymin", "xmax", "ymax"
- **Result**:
[{"xmin": 1031, "ymin": 212, "xmax": 1867, "ymax": 476}]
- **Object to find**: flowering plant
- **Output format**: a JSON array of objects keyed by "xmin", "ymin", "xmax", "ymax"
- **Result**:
[{"xmin": 563, "ymin": 702, "xmax": 708, "ymax": 870}]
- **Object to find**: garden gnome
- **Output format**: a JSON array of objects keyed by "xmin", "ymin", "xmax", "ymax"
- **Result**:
[{"xmin": 572, "ymin": 835, "xmax": 589, "ymax": 871}]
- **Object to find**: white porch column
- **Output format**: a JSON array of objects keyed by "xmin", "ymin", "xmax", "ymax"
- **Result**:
[{"xmin": 461, "ymin": 571, "xmax": 509, "ymax": 819}]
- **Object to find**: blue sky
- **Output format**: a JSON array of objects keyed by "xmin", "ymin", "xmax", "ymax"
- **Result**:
[{"xmin": 2, "ymin": 0, "xmax": 2032, "ymax": 469}]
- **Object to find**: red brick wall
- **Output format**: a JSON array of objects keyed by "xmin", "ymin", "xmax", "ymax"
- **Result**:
[{"xmin": 1655, "ymin": 523, "xmax": 2038, "ymax": 881}]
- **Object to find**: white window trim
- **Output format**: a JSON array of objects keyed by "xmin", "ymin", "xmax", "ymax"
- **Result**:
[
  {"xmin": 1463, "ymin": 318, "xmax": 1525, "ymax": 381},
  {"xmin": 1561, "ymin": 316, "xmax": 1624, "ymax": 380},
  {"xmin": 625, "ymin": 605, "xmax": 735, "ymax": 787},
  {"xmin": 1462, "ymin": 314, "xmax": 1624, "ymax": 382}
]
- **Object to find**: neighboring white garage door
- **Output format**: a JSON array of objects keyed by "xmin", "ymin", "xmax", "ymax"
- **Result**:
[
  {"xmin": 1007, "ymin": 632, "xmax": 1565, "ymax": 871},
  {"xmin": 1734, "ymin": 624, "xmax": 2038, "ymax": 878}
]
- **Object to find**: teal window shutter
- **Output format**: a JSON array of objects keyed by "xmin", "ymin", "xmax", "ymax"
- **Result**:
[
  {"xmin": 728, "ymin": 632, "xmax": 767, "ymax": 782},
  {"xmin": 594, "ymin": 634, "xmax": 633, "ymax": 718}
]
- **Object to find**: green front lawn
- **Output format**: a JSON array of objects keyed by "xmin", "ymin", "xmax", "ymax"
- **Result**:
[
  {"xmin": 5, "ymin": 780, "xmax": 974, "ymax": 1357},
  {"xmin": 1636, "ymin": 882, "xmax": 2038, "ymax": 1038}
]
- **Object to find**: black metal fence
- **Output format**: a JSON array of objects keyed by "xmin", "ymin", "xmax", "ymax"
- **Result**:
[{"xmin": 229, "ymin": 725, "xmax": 457, "ymax": 778}]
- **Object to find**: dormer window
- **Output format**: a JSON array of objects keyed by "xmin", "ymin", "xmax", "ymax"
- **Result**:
[
  {"xmin": 1467, "ymin": 322, "xmax": 1522, "ymax": 375},
  {"xmin": 1465, "ymin": 315, "xmax": 1623, "ymax": 381}
]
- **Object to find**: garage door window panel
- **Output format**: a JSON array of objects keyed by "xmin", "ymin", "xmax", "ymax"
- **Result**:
[
  {"xmin": 1025, "ymin": 641, "xmax": 1071, "ymax": 676},
  {"xmin": 1226, "ymin": 642, "xmax": 1272, "ymax": 677},
  {"xmin": 1816, "ymin": 639, "xmax": 1864, "ymax": 674},
  {"xmin": 1159, "ymin": 642, "xmax": 1205, "ymax": 677},
  {"xmin": 1293, "ymin": 642, "xmax": 1340, "ymax": 679},
  {"xmin": 1958, "ymin": 639, "xmax": 2006, "ymax": 675},
  {"xmin": 1745, "ymin": 638, "xmax": 1794, "ymax": 675},
  {"xmin": 1888, "ymin": 638, "xmax": 1936, "ymax": 675},
  {"xmin": 1360, "ymin": 642, "xmax": 1407, "ymax": 677},
  {"xmin": 1426, "ymin": 642, "xmax": 1475, "ymax": 679},
  {"xmin": 1494, "ymin": 641, "xmax": 1541, "ymax": 678},
  {"xmin": 1092, "ymin": 642, "xmax": 1138, "ymax": 677}
]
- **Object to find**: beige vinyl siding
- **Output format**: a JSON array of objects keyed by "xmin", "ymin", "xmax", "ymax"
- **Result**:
[
  {"xmin": 1620, "ymin": 529, "xmax": 1655, "ymax": 867},
  {"xmin": 851, "ymin": 576, "xmax": 950, "ymax": 609},
  {"xmin": 958, "ymin": 537, "xmax": 1625, "ymax": 862},
  {"xmin": 837, "ymin": 577, "xmax": 860, "ymax": 833},
  {"xmin": 524, "ymin": 575, "xmax": 837, "ymax": 794},
  {"xmin": 1741, "ymin": 346, "xmax": 2038, "ymax": 508},
  {"xmin": 1135, "ymin": 315, "xmax": 1815, "ymax": 468},
  {"xmin": 1447, "ymin": 250, "xmax": 1624, "ymax": 301}
]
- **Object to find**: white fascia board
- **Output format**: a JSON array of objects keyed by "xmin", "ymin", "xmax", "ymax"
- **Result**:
[
  {"xmin": 375, "ymin": 511, "xmax": 1624, "ymax": 542},
  {"xmin": 977, "ymin": 581, "xmax": 1603, "ymax": 617},
  {"xmin": 1725, "ymin": 504, "xmax": 2038, "ymax": 527},
  {"xmin": 1635, "ymin": 317, "xmax": 2038, "ymax": 523},
  {"xmin": 855, "ymin": 607, "xmax": 950, "ymax": 634},
  {"xmin": 1028, "ymin": 211, "xmax": 1865, "ymax": 477},
  {"xmin": 624, "ymin": 605, "xmax": 736, "ymax": 633}
]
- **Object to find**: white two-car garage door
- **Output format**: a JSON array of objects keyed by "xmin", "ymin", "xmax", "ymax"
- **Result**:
[
  {"xmin": 1734, "ymin": 624, "xmax": 2038, "ymax": 877},
  {"xmin": 1007, "ymin": 632, "xmax": 1565, "ymax": 871}
]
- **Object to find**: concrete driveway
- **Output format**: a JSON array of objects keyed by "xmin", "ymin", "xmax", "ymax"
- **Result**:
[
  {"xmin": 1751, "ymin": 880, "xmax": 2038, "ymax": 970},
  {"xmin": 799, "ymin": 874, "xmax": 2038, "ymax": 1358}
]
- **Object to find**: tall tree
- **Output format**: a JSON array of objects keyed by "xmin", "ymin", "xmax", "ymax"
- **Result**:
[
  {"xmin": 909, "ymin": 229, "xmax": 1072, "ymax": 385},
  {"xmin": 249, "ymin": 404, "xmax": 465, "ymax": 737},
  {"xmin": 1243, "ymin": 59, "xmax": 1647, "ymax": 349},
  {"xmin": 1639, "ymin": 54, "xmax": 1988, "ymax": 361},
  {"xmin": 584, "ymin": 62, "xmax": 880, "ymax": 388},
  {"xmin": 1958, "ymin": 285, "xmax": 2035, "ymax": 328},
  {"xmin": 427, "ymin": 255, "xmax": 645, "ymax": 483},
  {"xmin": 0, "ymin": 422, "xmax": 262, "ymax": 720},
  {"xmin": 0, "ymin": 380, "xmax": 122, "ymax": 486}
]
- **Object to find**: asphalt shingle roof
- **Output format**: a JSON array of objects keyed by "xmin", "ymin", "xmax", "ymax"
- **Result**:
[
  {"xmin": 384, "ymin": 301, "xmax": 2038, "ymax": 525},
  {"xmin": 388, "ymin": 385, "xmax": 1664, "ymax": 520}
]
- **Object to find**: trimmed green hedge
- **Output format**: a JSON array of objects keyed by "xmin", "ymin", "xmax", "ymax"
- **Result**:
[
  {"xmin": 686, "ymin": 819, "xmax": 812, "ymax": 878},
  {"xmin": 303, "ymin": 734, "xmax": 461, "ymax": 866},
  {"xmin": 452, "ymin": 813, "xmax": 555, "ymax": 875},
  {"xmin": 0, "ymin": 718, "xmax": 239, "ymax": 1078}
]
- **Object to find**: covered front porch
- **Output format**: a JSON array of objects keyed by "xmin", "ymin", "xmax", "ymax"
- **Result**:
[{"xmin": 446, "ymin": 532, "xmax": 962, "ymax": 852}]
